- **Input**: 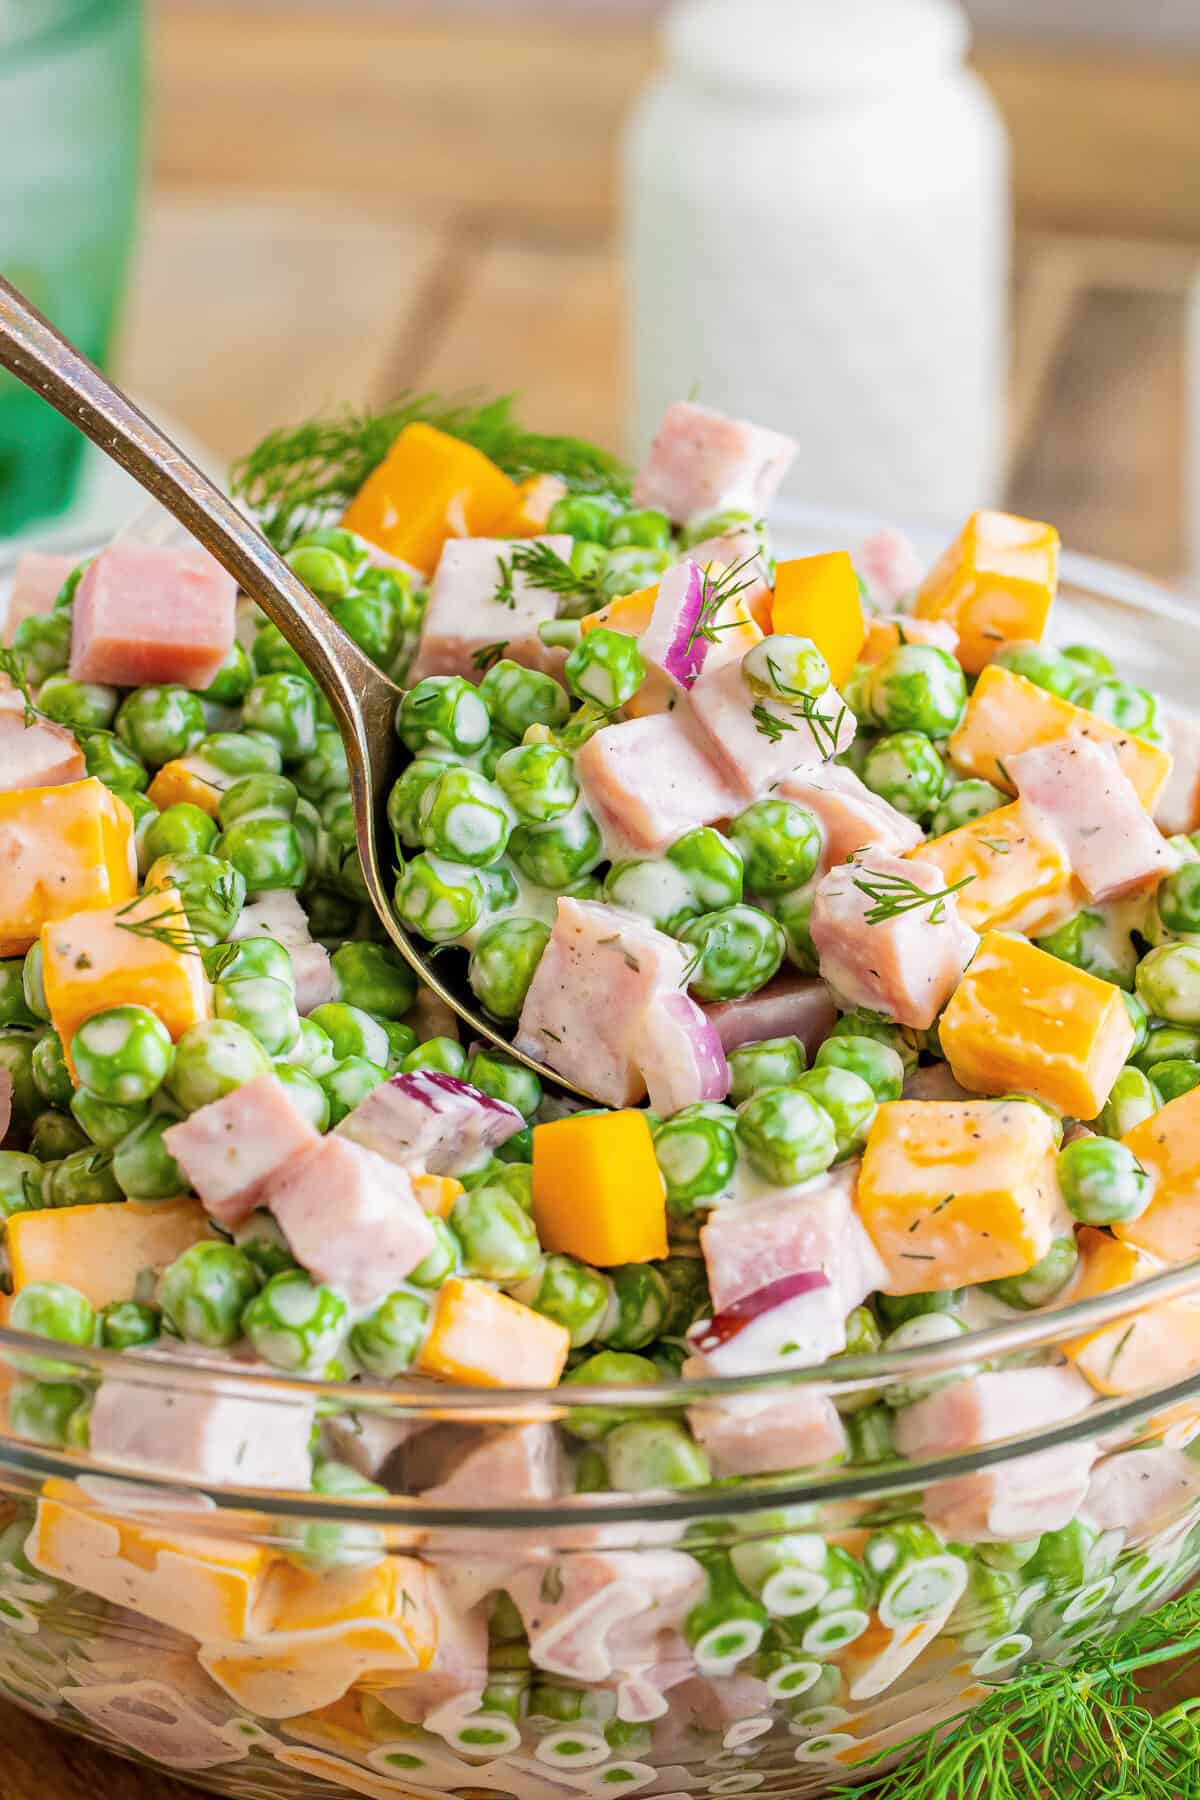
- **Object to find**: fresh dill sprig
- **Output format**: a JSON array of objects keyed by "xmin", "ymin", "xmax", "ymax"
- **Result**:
[
  {"xmin": 472, "ymin": 641, "xmax": 510, "ymax": 673},
  {"xmin": 510, "ymin": 540, "xmax": 606, "ymax": 611},
  {"xmin": 493, "ymin": 556, "xmax": 516, "ymax": 609},
  {"xmin": 828, "ymin": 1586, "xmax": 1200, "ymax": 1800},
  {"xmin": 684, "ymin": 553, "xmax": 763, "ymax": 652},
  {"xmin": 115, "ymin": 896, "xmax": 207, "ymax": 958},
  {"xmin": 229, "ymin": 393, "xmax": 631, "ymax": 550},
  {"xmin": 748, "ymin": 652, "xmax": 848, "ymax": 759},
  {"xmin": 851, "ymin": 865, "xmax": 975, "ymax": 926},
  {"xmin": 0, "ymin": 648, "xmax": 36, "ymax": 727}
]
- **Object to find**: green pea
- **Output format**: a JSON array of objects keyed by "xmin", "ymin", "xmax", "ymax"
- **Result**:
[
  {"xmin": 606, "ymin": 1263, "xmax": 669, "ymax": 1351},
  {"xmin": 1096, "ymin": 1066, "xmax": 1161, "ymax": 1138},
  {"xmin": 741, "ymin": 634, "xmax": 831, "ymax": 709},
  {"xmin": 206, "ymin": 936, "xmax": 295, "ymax": 991},
  {"xmin": 1147, "ymin": 1058, "xmax": 1200, "ymax": 1103},
  {"xmin": 465, "ymin": 1046, "xmax": 542, "ymax": 1119},
  {"xmin": 773, "ymin": 880, "xmax": 819, "ymax": 973},
  {"xmin": 394, "ymin": 852, "xmax": 484, "ymax": 943},
  {"xmin": 564, "ymin": 628, "xmax": 646, "ymax": 711},
  {"xmin": 123, "ymin": 790, "xmax": 161, "ymax": 873},
  {"xmin": 866, "ymin": 644, "xmax": 966, "ymax": 738},
  {"xmin": 876, "ymin": 1288, "xmax": 964, "ymax": 1329},
  {"xmin": 317, "ymin": 792, "xmax": 367, "ymax": 901},
  {"xmin": 0, "ymin": 1025, "xmax": 40, "ymax": 1126},
  {"xmin": 72, "ymin": 1006, "xmax": 175, "ymax": 1105},
  {"xmin": 665, "ymin": 826, "xmax": 743, "ymax": 915},
  {"xmin": 561, "ymin": 1350, "xmax": 661, "ymax": 1441},
  {"xmin": 736, "ymin": 1085, "xmax": 838, "ymax": 1184},
  {"xmin": 0, "ymin": 1151, "xmax": 45, "ymax": 1220},
  {"xmin": 94, "ymin": 1299, "xmax": 161, "ymax": 1355},
  {"xmin": 214, "ymin": 976, "xmax": 300, "ymax": 1059},
  {"xmin": 281, "ymin": 1458, "xmax": 388, "ymax": 1574},
  {"xmin": 11, "ymin": 609, "xmax": 71, "ymax": 682},
  {"xmin": 1036, "ymin": 909, "xmax": 1136, "ymax": 991},
  {"xmin": 492, "ymin": 741, "xmax": 577, "ymax": 825},
  {"xmin": 730, "ymin": 799, "xmax": 821, "ymax": 895},
  {"xmin": 11, "ymin": 1281, "xmax": 95, "ymax": 1348},
  {"xmin": 728, "ymin": 1037, "xmax": 807, "ymax": 1104},
  {"xmin": 599, "ymin": 545, "xmax": 672, "ymax": 603},
  {"xmin": 112, "ymin": 1115, "xmax": 186, "ymax": 1201},
  {"xmin": 79, "ymin": 728, "xmax": 148, "ymax": 793},
  {"xmin": 217, "ymin": 773, "xmax": 298, "ymax": 829},
  {"xmin": 1136, "ymin": 944, "xmax": 1200, "ymax": 1024},
  {"xmin": 251, "ymin": 621, "xmax": 309, "ymax": 679},
  {"xmin": 145, "ymin": 850, "xmax": 246, "ymax": 944},
  {"xmin": 243, "ymin": 672, "xmax": 319, "ymax": 760},
  {"xmin": 45, "ymin": 1145, "xmax": 122, "ymax": 1208},
  {"xmin": 115, "ymin": 686, "xmax": 206, "ymax": 766},
  {"xmin": 452, "ymin": 1187, "xmax": 542, "ymax": 1285},
  {"xmin": 1057, "ymin": 1136, "xmax": 1152, "ymax": 1226},
  {"xmin": 159, "ymin": 1241, "xmax": 261, "ymax": 1347},
  {"xmin": 267, "ymin": 1062, "xmax": 329, "ymax": 1133},
  {"xmin": 657, "ymin": 1255, "xmax": 711, "ymax": 1336},
  {"xmin": 197, "ymin": 637, "xmax": 253, "ymax": 706},
  {"xmin": 468, "ymin": 916, "xmax": 551, "ymax": 1020},
  {"xmin": 197, "ymin": 730, "xmax": 282, "ymax": 778},
  {"xmin": 463, "ymin": 1160, "xmax": 533, "ymax": 1211},
  {"xmin": 142, "ymin": 802, "xmax": 219, "ymax": 864},
  {"xmin": 531, "ymin": 1255, "xmax": 611, "ymax": 1347},
  {"xmin": 1074, "ymin": 676, "xmax": 1163, "ymax": 745},
  {"xmin": 8, "ymin": 1379, "xmax": 90, "ymax": 1447},
  {"xmin": 280, "ymin": 1020, "xmax": 337, "ymax": 1084},
  {"xmin": 218, "ymin": 815, "xmax": 307, "ymax": 894},
  {"xmin": 929, "ymin": 779, "xmax": 1007, "ymax": 838},
  {"xmin": 415, "ymin": 766, "xmax": 512, "ymax": 867},
  {"xmin": 379, "ymin": 1020, "xmax": 419, "ymax": 1071},
  {"xmin": 841, "ymin": 663, "xmax": 874, "ymax": 725},
  {"xmin": 349, "ymin": 1290, "xmax": 430, "ymax": 1378},
  {"xmin": 608, "ymin": 507, "xmax": 672, "ymax": 550},
  {"xmin": 1131, "ymin": 1021, "xmax": 1200, "ymax": 1073},
  {"xmin": 814, "ymin": 1033, "xmax": 905, "ymax": 1103},
  {"xmin": 69, "ymin": 1085, "xmax": 149, "ymax": 1150},
  {"xmin": 407, "ymin": 1215, "xmax": 462, "ymax": 1288},
  {"xmin": 288, "ymin": 530, "xmax": 369, "ymax": 594},
  {"xmin": 30, "ymin": 1031, "xmax": 73, "ymax": 1108},
  {"xmin": 308, "ymin": 1002, "xmax": 390, "ymax": 1067},
  {"xmin": 1155, "ymin": 863, "xmax": 1200, "ymax": 939},
  {"xmin": 304, "ymin": 889, "xmax": 357, "ymax": 940},
  {"xmin": 861, "ymin": 732, "xmax": 948, "ymax": 821},
  {"xmin": 165, "ymin": 1020, "xmax": 272, "ymax": 1113},
  {"xmin": 320, "ymin": 1056, "xmax": 387, "ymax": 1127},
  {"xmin": 993, "ymin": 640, "xmax": 1084, "ymax": 701},
  {"xmin": 683, "ymin": 506, "xmax": 765, "ymax": 548},
  {"xmin": 28, "ymin": 1110, "xmax": 88, "ymax": 1163},
  {"xmin": 679, "ymin": 904, "xmax": 785, "ymax": 1001},
  {"xmin": 397, "ymin": 675, "xmax": 491, "ymax": 756},
  {"xmin": 0, "ymin": 959, "xmax": 36, "ymax": 1030},
  {"xmin": 37, "ymin": 674, "xmax": 119, "ymax": 732},
  {"xmin": 546, "ymin": 493, "xmax": 621, "ymax": 542},
  {"xmin": 242, "ymin": 1269, "xmax": 347, "ymax": 1372},
  {"xmin": 653, "ymin": 1111, "xmax": 737, "ymax": 1213},
  {"xmin": 604, "ymin": 1419, "xmax": 709, "ymax": 1492},
  {"xmin": 293, "ymin": 724, "xmax": 350, "ymax": 808},
  {"xmin": 324, "ymin": 940, "xmax": 414, "ymax": 1021},
  {"xmin": 983, "ymin": 1236, "xmax": 1079, "ymax": 1310},
  {"xmin": 387, "ymin": 758, "xmax": 454, "ymax": 851},
  {"xmin": 331, "ymin": 582, "xmax": 400, "ymax": 669},
  {"xmin": 795, "ymin": 1066, "xmax": 877, "ymax": 1160},
  {"xmin": 479, "ymin": 660, "xmax": 570, "ymax": 739}
]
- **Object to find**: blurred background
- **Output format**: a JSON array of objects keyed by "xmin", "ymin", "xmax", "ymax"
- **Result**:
[{"xmin": 1, "ymin": 0, "xmax": 1199, "ymax": 581}]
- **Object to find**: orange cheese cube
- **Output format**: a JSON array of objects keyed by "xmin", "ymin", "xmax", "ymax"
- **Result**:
[
  {"xmin": 909, "ymin": 799, "xmax": 1079, "ymax": 936},
  {"xmin": 532, "ymin": 1110, "xmax": 668, "ymax": 1265},
  {"xmin": 0, "ymin": 777, "xmax": 135, "ymax": 955},
  {"xmin": 411, "ymin": 1172, "xmax": 463, "ymax": 1220},
  {"xmin": 42, "ymin": 887, "xmax": 211, "ymax": 1057},
  {"xmin": 940, "ymin": 931, "xmax": 1134, "ymax": 1119},
  {"xmin": 857, "ymin": 1099, "xmax": 1060, "ymax": 1294},
  {"xmin": 8, "ymin": 1199, "xmax": 209, "ymax": 1306},
  {"xmin": 771, "ymin": 552, "xmax": 867, "ymax": 687},
  {"xmin": 505, "ymin": 473, "xmax": 567, "ymax": 534},
  {"xmin": 1116, "ymin": 1086, "xmax": 1200, "ymax": 1264},
  {"xmin": 949, "ymin": 665, "xmax": 1172, "ymax": 811},
  {"xmin": 914, "ymin": 510, "xmax": 1059, "ymax": 674},
  {"xmin": 417, "ymin": 1277, "xmax": 569, "ymax": 1388},
  {"xmin": 341, "ymin": 423, "xmax": 518, "ymax": 575},
  {"xmin": 1062, "ymin": 1227, "xmax": 1200, "ymax": 1396},
  {"xmin": 860, "ymin": 614, "xmax": 958, "ymax": 665},
  {"xmin": 579, "ymin": 584, "xmax": 658, "ymax": 639},
  {"xmin": 146, "ymin": 758, "xmax": 222, "ymax": 818}
]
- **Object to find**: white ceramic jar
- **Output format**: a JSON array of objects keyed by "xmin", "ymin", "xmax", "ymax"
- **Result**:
[{"xmin": 623, "ymin": 0, "xmax": 1010, "ymax": 526}]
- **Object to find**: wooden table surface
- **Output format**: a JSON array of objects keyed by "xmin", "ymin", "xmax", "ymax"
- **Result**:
[{"xmin": 6, "ymin": 6, "xmax": 1200, "ymax": 1795}]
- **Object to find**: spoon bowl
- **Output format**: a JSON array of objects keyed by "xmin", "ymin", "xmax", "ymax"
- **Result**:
[{"xmin": 0, "ymin": 276, "xmax": 588, "ymax": 1097}]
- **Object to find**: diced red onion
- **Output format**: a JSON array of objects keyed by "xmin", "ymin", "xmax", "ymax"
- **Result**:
[
  {"xmin": 688, "ymin": 1270, "xmax": 832, "ymax": 1353},
  {"xmin": 654, "ymin": 561, "xmax": 709, "ymax": 690}
]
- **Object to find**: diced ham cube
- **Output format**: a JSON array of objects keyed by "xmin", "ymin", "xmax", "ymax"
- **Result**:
[
  {"xmin": 700, "ymin": 969, "xmax": 836, "ymax": 1059},
  {"xmin": 88, "ymin": 1345, "xmax": 314, "ymax": 1489},
  {"xmin": 633, "ymin": 401, "xmax": 796, "ymax": 525},
  {"xmin": 265, "ymin": 1134, "xmax": 435, "ymax": 1307},
  {"xmin": 700, "ymin": 1163, "xmax": 885, "ymax": 1316},
  {"xmin": 810, "ymin": 850, "xmax": 978, "ymax": 1029},
  {"xmin": 2, "ymin": 552, "xmax": 75, "ymax": 644},
  {"xmin": 507, "ymin": 1548, "xmax": 705, "ymax": 1683},
  {"xmin": 163, "ymin": 1074, "xmax": 321, "ymax": 1227},
  {"xmin": 417, "ymin": 1425, "xmax": 567, "ymax": 1509},
  {"xmin": 687, "ymin": 658, "xmax": 857, "ymax": 801},
  {"xmin": 673, "ymin": 1673, "xmax": 774, "ymax": 1729},
  {"xmin": 230, "ymin": 891, "xmax": 334, "ymax": 1014},
  {"xmin": 409, "ymin": 534, "xmax": 572, "ymax": 682},
  {"xmin": 0, "ymin": 700, "xmax": 85, "ymax": 791},
  {"xmin": 575, "ymin": 710, "xmax": 741, "ymax": 858},
  {"xmin": 777, "ymin": 762, "xmax": 923, "ymax": 870},
  {"xmin": 336, "ymin": 1070, "xmax": 524, "ymax": 1174},
  {"xmin": 689, "ymin": 1388, "xmax": 847, "ymax": 1477},
  {"xmin": 635, "ymin": 992, "xmax": 730, "ymax": 1115},
  {"xmin": 69, "ymin": 543, "xmax": 237, "ymax": 690},
  {"xmin": 1082, "ymin": 1447, "xmax": 1200, "ymax": 1537},
  {"xmin": 0, "ymin": 1068, "xmax": 10, "ymax": 1142},
  {"xmin": 324, "ymin": 1413, "xmax": 430, "ymax": 1482},
  {"xmin": 1155, "ymin": 710, "xmax": 1200, "ymax": 837},
  {"xmin": 855, "ymin": 528, "xmax": 924, "ymax": 608},
  {"xmin": 922, "ymin": 1441, "xmax": 1098, "ymax": 1542},
  {"xmin": 514, "ymin": 897, "xmax": 689, "ymax": 1106},
  {"xmin": 1010, "ymin": 736, "xmax": 1175, "ymax": 901}
]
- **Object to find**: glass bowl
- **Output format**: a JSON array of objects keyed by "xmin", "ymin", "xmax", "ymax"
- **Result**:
[{"xmin": 0, "ymin": 512, "xmax": 1198, "ymax": 1800}]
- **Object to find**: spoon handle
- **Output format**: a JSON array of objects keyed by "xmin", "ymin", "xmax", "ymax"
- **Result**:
[{"xmin": 0, "ymin": 275, "xmax": 397, "ymax": 760}]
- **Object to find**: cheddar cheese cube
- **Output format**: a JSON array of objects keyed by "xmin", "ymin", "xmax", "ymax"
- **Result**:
[
  {"xmin": 411, "ymin": 1172, "xmax": 464, "ymax": 1220},
  {"xmin": 417, "ymin": 1277, "xmax": 569, "ymax": 1388},
  {"xmin": 0, "ymin": 778, "xmax": 135, "ymax": 955},
  {"xmin": 341, "ymin": 423, "xmax": 518, "ymax": 575},
  {"xmin": 1116, "ymin": 1085, "xmax": 1200, "ymax": 1264},
  {"xmin": 914, "ymin": 509, "xmax": 1059, "ymax": 674},
  {"xmin": 42, "ymin": 887, "xmax": 211, "ymax": 1058},
  {"xmin": 940, "ymin": 931, "xmax": 1134, "ymax": 1118},
  {"xmin": 1059, "ymin": 1226, "xmax": 1200, "ymax": 1396},
  {"xmin": 505, "ymin": 473, "xmax": 567, "ymax": 534},
  {"xmin": 857, "ymin": 1099, "xmax": 1060, "ymax": 1294},
  {"xmin": 771, "ymin": 551, "xmax": 866, "ymax": 687},
  {"xmin": 532, "ymin": 1109, "xmax": 668, "ymax": 1265},
  {"xmin": 580, "ymin": 584, "xmax": 659, "ymax": 639},
  {"xmin": 7, "ymin": 1199, "xmax": 209, "ymax": 1307},
  {"xmin": 146, "ymin": 757, "xmax": 223, "ymax": 819},
  {"xmin": 909, "ymin": 799, "xmax": 1079, "ymax": 936},
  {"xmin": 949, "ymin": 665, "xmax": 1172, "ymax": 811}
]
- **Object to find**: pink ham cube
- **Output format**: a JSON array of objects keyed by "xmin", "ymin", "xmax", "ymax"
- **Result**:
[
  {"xmin": 69, "ymin": 542, "xmax": 236, "ymax": 690},
  {"xmin": 700, "ymin": 969, "xmax": 836, "ymax": 1060},
  {"xmin": 810, "ymin": 850, "xmax": 977, "ymax": 1029},
  {"xmin": 689, "ymin": 1389, "xmax": 847, "ymax": 1478},
  {"xmin": 2, "ymin": 551, "xmax": 74, "ymax": 644},
  {"xmin": 1156, "ymin": 710, "xmax": 1200, "ymax": 837},
  {"xmin": 507, "ymin": 1547, "xmax": 705, "ymax": 1683},
  {"xmin": 633, "ymin": 401, "xmax": 796, "ymax": 525},
  {"xmin": 1010, "ymin": 735, "xmax": 1175, "ymax": 901},
  {"xmin": 575, "ymin": 710, "xmax": 741, "ymax": 858},
  {"xmin": 855, "ymin": 528, "xmax": 924, "ymax": 608},
  {"xmin": 687, "ymin": 657, "xmax": 857, "ymax": 801},
  {"xmin": 375, "ymin": 1579, "xmax": 490, "ymax": 1727},
  {"xmin": 0, "ymin": 698, "xmax": 85, "ymax": 791},
  {"xmin": 265, "ymin": 1134, "xmax": 434, "ymax": 1307},
  {"xmin": 777, "ymin": 763, "xmax": 923, "ymax": 872},
  {"xmin": 515, "ymin": 897, "xmax": 690, "ymax": 1106},
  {"xmin": 163, "ymin": 1073, "xmax": 321, "ymax": 1227},
  {"xmin": 336, "ymin": 1070, "xmax": 524, "ymax": 1174},
  {"xmin": 681, "ymin": 529, "xmax": 773, "ymax": 627},
  {"xmin": 230, "ymin": 891, "xmax": 333, "ymax": 1014},
  {"xmin": 699, "ymin": 1164, "xmax": 885, "ymax": 1317},
  {"xmin": 1083, "ymin": 1447, "xmax": 1200, "ymax": 1537},
  {"xmin": 409, "ymin": 534, "xmax": 572, "ymax": 683},
  {"xmin": 922, "ymin": 1441, "xmax": 1098, "ymax": 1543}
]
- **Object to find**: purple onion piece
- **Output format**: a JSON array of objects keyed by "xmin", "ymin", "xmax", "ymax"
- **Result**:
[{"xmin": 688, "ymin": 1270, "xmax": 832, "ymax": 1353}]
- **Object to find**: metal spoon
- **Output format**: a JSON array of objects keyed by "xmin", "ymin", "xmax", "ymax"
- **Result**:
[{"xmin": 0, "ymin": 274, "xmax": 586, "ymax": 1097}]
